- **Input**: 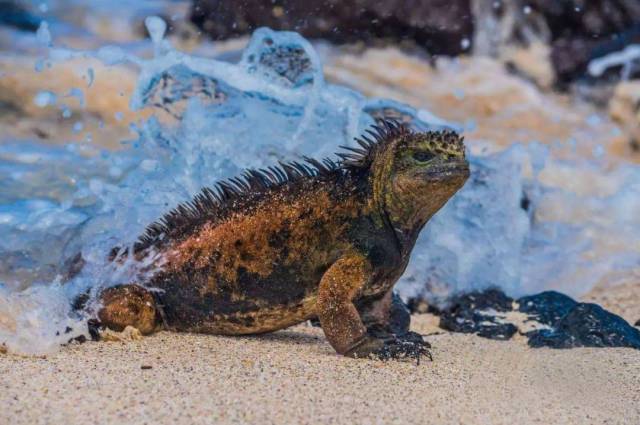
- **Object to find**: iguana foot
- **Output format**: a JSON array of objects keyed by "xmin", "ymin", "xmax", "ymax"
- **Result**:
[{"xmin": 345, "ymin": 331, "xmax": 432, "ymax": 363}]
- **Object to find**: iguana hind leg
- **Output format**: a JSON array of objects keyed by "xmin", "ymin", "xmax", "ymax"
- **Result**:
[
  {"xmin": 358, "ymin": 290, "xmax": 411, "ymax": 337},
  {"xmin": 357, "ymin": 290, "xmax": 432, "ymax": 362},
  {"xmin": 97, "ymin": 284, "xmax": 159, "ymax": 335}
]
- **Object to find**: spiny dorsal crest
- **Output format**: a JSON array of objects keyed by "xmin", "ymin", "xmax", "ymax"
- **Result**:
[
  {"xmin": 134, "ymin": 156, "xmax": 341, "ymax": 252},
  {"xmin": 337, "ymin": 119, "xmax": 465, "ymax": 170},
  {"xmin": 133, "ymin": 119, "xmax": 462, "ymax": 253},
  {"xmin": 337, "ymin": 119, "xmax": 410, "ymax": 170}
]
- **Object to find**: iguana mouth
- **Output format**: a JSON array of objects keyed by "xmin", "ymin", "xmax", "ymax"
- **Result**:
[{"xmin": 422, "ymin": 161, "xmax": 470, "ymax": 181}]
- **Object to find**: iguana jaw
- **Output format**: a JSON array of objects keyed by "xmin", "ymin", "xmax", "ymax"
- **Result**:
[{"xmin": 382, "ymin": 157, "xmax": 470, "ymax": 247}]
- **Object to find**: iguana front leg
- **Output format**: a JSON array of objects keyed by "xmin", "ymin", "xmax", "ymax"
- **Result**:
[
  {"xmin": 317, "ymin": 253, "xmax": 430, "ymax": 361},
  {"xmin": 317, "ymin": 253, "xmax": 375, "ymax": 355}
]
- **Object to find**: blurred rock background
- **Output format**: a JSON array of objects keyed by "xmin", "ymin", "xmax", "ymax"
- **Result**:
[
  {"xmin": 191, "ymin": 0, "xmax": 640, "ymax": 86},
  {"xmin": 2, "ymin": 0, "xmax": 640, "ymax": 157}
]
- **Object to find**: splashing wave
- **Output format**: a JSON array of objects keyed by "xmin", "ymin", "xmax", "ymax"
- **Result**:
[{"xmin": 0, "ymin": 17, "xmax": 638, "ymax": 354}]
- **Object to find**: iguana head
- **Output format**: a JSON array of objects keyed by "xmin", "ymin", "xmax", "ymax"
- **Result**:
[{"xmin": 363, "ymin": 123, "xmax": 470, "ymax": 237}]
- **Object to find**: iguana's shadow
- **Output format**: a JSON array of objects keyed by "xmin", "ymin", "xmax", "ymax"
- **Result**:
[{"xmin": 242, "ymin": 327, "xmax": 327, "ymax": 348}]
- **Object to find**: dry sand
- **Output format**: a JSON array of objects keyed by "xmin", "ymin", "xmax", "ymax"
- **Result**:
[{"xmin": 1, "ymin": 306, "xmax": 639, "ymax": 425}]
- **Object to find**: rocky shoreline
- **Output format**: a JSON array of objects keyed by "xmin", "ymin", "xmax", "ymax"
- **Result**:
[{"xmin": 419, "ymin": 288, "xmax": 640, "ymax": 349}]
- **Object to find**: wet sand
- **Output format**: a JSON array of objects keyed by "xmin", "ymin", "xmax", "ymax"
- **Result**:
[{"xmin": 2, "ymin": 303, "xmax": 639, "ymax": 425}]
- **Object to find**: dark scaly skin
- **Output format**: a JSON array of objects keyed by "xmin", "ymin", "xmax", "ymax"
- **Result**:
[{"xmin": 94, "ymin": 120, "xmax": 470, "ymax": 360}]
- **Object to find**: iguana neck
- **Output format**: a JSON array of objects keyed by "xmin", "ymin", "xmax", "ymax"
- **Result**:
[
  {"xmin": 366, "ymin": 167, "xmax": 422, "ymax": 259},
  {"xmin": 370, "ymin": 171, "xmax": 449, "ymax": 258},
  {"xmin": 383, "ymin": 192, "xmax": 436, "ymax": 257}
]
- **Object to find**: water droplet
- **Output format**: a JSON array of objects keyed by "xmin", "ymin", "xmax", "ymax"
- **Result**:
[
  {"xmin": 33, "ymin": 91, "xmax": 56, "ymax": 107},
  {"xmin": 87, "ymin": 68, "xmax": 94, "ymax": 88},
  {"xmin": 36, "ymin": 21, "xmax": 52, "ymax": 47},
  {"xmin": 145, "ymin": 16, "xmax": 167, "ymax": 44}
]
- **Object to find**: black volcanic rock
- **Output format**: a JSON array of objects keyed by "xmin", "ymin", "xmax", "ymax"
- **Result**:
[
  {"xmin": 518, "ymin": 291, "xmax": 640, "ymax": 349},
  {"xmin": 190, "ymin": 0, "xmax": 640, "ymax": 84},
  {"xmin": 431, "ymin": 288, "xmax": 640, "ymax": 349},
  {"xmin": 0, "ymin": 1, "xmax": 41, "ymax": 31},
  {"xmin": 435, "ymin": 289, "xmax": 518, "ymax": 340},
  {"xmin": 527, "ymin": 303, "xmax": 640, "ymax": 349},
  {"xmin": 190, "ymin": 0, "xmax": 474, "ymax": 56},
  {"xmin": 526, "ymin": 0, "xmax": 640, "ymax": 83},
  {"xmin": 517, "ymin": 291, "xmax": 577, "ymax": 326},
  {"xmin": 527, "ymin": 0, "xmax": 640, "ymax": 41}
]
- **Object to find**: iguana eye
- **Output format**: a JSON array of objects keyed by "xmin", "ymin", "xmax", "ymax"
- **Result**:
[{"xmin": 412, "ymin": 151, "xmax": 436, "ymax": 162}]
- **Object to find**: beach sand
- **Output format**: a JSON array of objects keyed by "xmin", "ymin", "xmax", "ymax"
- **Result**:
[{"xmin": 2, "ymin": 286, "xmax": 639, "ymax": 425}]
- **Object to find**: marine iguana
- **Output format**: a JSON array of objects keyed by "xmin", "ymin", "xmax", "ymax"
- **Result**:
[{"xmin": 92, "ymin": 119, "xmax": 470, "ymax": 360}]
